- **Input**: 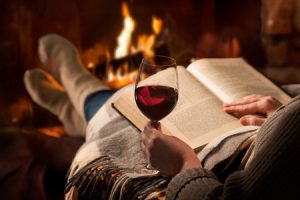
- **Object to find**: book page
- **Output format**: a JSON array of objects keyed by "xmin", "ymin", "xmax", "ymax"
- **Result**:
[
  {"xmin": 113, "ymin": 66, "xmax": 242, "ymax": 149},
  {"xmin": 163, "ymin": 66, "xmax": 241, "ymax": 148},
  {"xmin": 187, "ymin": 58, "xmax": 291, "ymax": 104}
]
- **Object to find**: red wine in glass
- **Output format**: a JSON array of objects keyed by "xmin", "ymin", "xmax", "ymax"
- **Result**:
[
  {"xmin": 134, "ymin": 55, "xmax": 178, "ymax": 123},
  {"xmin": 135, "ymin": 85, "xmax": 178, "ymax": 121}
]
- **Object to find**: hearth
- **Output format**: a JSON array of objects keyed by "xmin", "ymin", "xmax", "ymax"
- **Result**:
[{"xmin": 0, "ymin": 0, "xmax": 265, "ymax": 128}]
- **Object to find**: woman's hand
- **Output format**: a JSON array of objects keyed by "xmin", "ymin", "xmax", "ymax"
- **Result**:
[
  {"xmin": 223, "ymin": 95, "xmax": 283, "ymax": 126},
  {"xmin": 141, "ymin": 121, "xmax": 201, "ymax": 176}
]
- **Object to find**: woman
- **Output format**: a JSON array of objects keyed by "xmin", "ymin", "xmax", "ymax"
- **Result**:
[{"xmin": 24, "ymin": 34, "xmax": 300, "ymax": 199}]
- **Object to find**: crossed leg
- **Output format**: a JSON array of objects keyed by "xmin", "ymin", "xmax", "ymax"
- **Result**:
[{"xmin": 24, "ymin": 34, "xmax": 115, "ymax": 137}]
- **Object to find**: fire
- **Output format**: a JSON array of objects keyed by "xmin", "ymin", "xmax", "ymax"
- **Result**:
[
  {"xmin": 82, "ymin": 3, "xmax": 165, "ymax": 89},
  {"xmin": 87, "ymin": 62, "xmax": 95, "ymax": 69},
  {"xmin": 105, "ymin": 3, "xmax": 164, "ymax": 89},
  {"xmin": 152, "ymin": 16, "xmax": 163, "ymax": 35},
  {"xmin": 105, "ymin": 62, "xmax": 138, "ymax": 89},
  {"xmin": 114, "ymin": 2, "xmax": 135, "ymax": 59},
  {"xmin": 135, "ymin": 16, "xmax": 163, "ymax": 58},
  {"xmin": 223, "ymin": 36, "xmax": 240, "ymax": 57}
]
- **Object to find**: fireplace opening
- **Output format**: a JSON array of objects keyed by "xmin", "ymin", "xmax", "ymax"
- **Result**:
[
  {"xmin": 78, "ymin": 0, "xmax": 264, "ymax": 90},
  {"xmin": 1, "ymin": 0, "xmax": 299, "ymax": 130}
]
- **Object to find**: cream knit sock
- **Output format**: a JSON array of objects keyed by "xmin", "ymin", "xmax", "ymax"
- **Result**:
[
  {"xmin": 38, "ymin": 34, "xmax": 110, "ymax": 119},
  {"xmin": 24, "ymin": 68, "xmax": 86, "ymax": 138}
]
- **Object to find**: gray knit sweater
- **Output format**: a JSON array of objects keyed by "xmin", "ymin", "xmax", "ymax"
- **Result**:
[
  {"xmin": 66, "ymin": 87, "xmax": 300, "ymax": 199},
  {"xmin": 166, "ymin": 95, "xmax": 300, "ymax": 200}
]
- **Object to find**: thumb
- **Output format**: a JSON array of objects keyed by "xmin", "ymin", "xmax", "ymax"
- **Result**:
[{"xmin": 240, "ymin": 115, "xmax": 266, "ymax": 126}]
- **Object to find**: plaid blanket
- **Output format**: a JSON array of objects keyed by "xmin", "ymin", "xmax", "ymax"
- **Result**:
[
  {"xmin": 65, "ymin": 156, "xmax": 171, "ymax": 200},
  {"xmin": 64, "ymin": 126, "xmax": 258, "ymax": 200}
]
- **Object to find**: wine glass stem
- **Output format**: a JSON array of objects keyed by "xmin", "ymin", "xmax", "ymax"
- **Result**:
[{"xmin": 151, "ymin": 120, "xmax": 159, "ymax": 129}]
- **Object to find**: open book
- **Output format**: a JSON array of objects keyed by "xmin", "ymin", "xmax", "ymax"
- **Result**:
[{"xmin": 112, "ymin": 58, "xmax": 291, "ymax": 151}]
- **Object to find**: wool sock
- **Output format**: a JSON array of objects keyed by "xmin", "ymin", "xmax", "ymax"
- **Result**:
[
  {"xmin": 38, "ymin": 34, "xmax": 110, "ymax": 119},
  {"xmin": 24, "ymin": 68, "xmax": 87, "ymax": 138}
]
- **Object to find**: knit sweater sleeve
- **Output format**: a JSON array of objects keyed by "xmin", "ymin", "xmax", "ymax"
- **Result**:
[
  {"xmin": 166, "ymin": 95, "xmax": 300, "ymax": 200},
  {"xmin": 166, "ymin": 168, "xmax": 224, "ymax": 200}
]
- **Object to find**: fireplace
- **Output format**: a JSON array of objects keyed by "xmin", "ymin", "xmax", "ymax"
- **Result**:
[
  {"xmin": 3, "ymin": 1, "xmax": 300, "ymax": 199},
  {"xmin": 0, "ymin": 0, "xmax": 275, "ymax": 128}
]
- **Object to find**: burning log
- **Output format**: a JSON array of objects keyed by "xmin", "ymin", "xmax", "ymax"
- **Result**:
[
  {"xmin": 92, "ymin": 43, "xmax": 171, "ymax": 89},
  {"xmin": 93, "ymin": 51, "xmax": 143, "ymax": 79},
  {"xmin": 95, "ymin": 43, "xmax": 170, "ymax": 72}
]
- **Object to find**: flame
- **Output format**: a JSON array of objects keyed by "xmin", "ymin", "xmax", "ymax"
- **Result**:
[
  {"xmin": 107, "ymin": 14, "xmax": 165, "ymax": 88},
  {"xmin": 134, "ymin": 15, "xmax": 163, "ymax": 58},
  {"xmin": 38, "ymin": 126, "xmax": 66, "ymax": 138},
  {"xmin": 152, "ymin": 16, "xmax": 163, "ymax": 35},
  {"xmin": 85, "ymin": 4, "xmax": 165, "ymax": 89},
  {"xmin": 87, "ymin": 62, "xmax": 95, "ymax": 69},
  {"xmin": 105, "ymin": 63, "xmax": 138, "ymax": 89},
  {"xmin": 136, "ymin": 34, "xmax": 155, "ymax": 58},
  {"xmin": 114, "ymin": 2, "xmax": 135, "ymax": 59},
  {"xmin": 114, "ymin": 7, "xmax": 164, "ymax": 60},
  {"xmin": 223, "ymin": 36, "xmax": 240, "ymax": 57},
  {"xmin": 81, "ymin": 44, "xmax": 110, "ymax": 71}
]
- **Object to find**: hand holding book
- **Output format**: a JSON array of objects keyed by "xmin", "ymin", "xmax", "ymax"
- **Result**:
[{"xmin": 224, "ymin": 94, "xmax": 283, "ymax": 125}]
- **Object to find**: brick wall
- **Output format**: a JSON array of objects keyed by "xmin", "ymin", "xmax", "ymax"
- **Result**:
[{"xmin": 262, "ymin": 0, "xmax": 300, "ymax": 84}]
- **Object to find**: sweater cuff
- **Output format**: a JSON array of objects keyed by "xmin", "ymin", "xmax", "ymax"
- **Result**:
[{"xmin": 166, "ymin": 168, "xmax": 218, "ymax": 200}]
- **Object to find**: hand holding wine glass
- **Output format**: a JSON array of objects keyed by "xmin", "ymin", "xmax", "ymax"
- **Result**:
[
  {"xmin": 135, "ymin": 55, "xmax": 178, "ymax": 170},
  {"xmin": 135, "ymin": 55, "xmax": 179, "ymax": 126}
]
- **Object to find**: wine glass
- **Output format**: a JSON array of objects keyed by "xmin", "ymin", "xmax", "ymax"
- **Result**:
[
  {"xmin": 135, "ymin": 55, "xmax": 178, "ymax": 171},
  {"xmin": 135, "ymin": 55, "xmax": 178, "ymax": 126}
]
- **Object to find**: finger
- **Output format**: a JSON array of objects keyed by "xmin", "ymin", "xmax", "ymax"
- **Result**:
[
  {"xmin": 223, "ymin": 97, "xmax": 261, "ymax": 107},
  {"xmin": 144, "ymin": 122, "xmax": 162, "ymax": 138},
  {"xmin": 144, "ymin": 121, "xmax": 153, "ymax": 130},
  {"xmin": 143, "ymin": 121, "xmax": 155, "ymax": 135},
  {"xmin": 142, "ymin": 126, "xmax": 159, "ymax": 148},
  {"xmin": 224, "ymin": 99, "xmax": 256, "ymax": 107},
  {"xmin": 145, "ymin": 121, "xmax": 161, "ymax": 131},
  {"xmin": 224, "ymin": 96, "xmax": 263, "ymax": 107},
  {"xmin": 223, "ymin": 101, "xmax": 262, "ymax": 115},
  {"xmin": 240, "ymin": 115, "xmax": 266, "ymax": 126},
  {"xmin": 141, "ymin": 130, "xmax": 156, "ymax": 149},
  {"xmin": 140, "ymin": 142, "xmax": 150, "ymax": 159},
  {"xmin": 228, "ymin": 112, "xmax": 246, "ymax": 118},
  {"xmin": 141, "ymin": 142, "xmax": 146, "ymax": 152},
  {"xmin": 141, "ymin": 131, "xmax": 147, "ymax": 144},
  {"xmin": 242, "ymin": 94, "xmax": 264, "ymax": 100},
  {"xmin": 151, "ymin": 121, "xmax": 161, "ymax": 129}
]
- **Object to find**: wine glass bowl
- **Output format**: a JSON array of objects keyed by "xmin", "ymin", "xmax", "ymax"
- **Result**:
[{"xmin": 134, "ymin": 55, "xmax": 178, "ymax": 123}]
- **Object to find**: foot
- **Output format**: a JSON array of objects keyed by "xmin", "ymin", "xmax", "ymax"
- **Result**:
[
  {"xmin": 24, "ymin": 68, "xmax": 87, "ymax": 137},
  {"xmin": 37, "ymin": 33, "xmax": 110, "ymax": 118},
  {"xmin": 38, "ymin": 34, "xmax": 78, "ymax": 82}
]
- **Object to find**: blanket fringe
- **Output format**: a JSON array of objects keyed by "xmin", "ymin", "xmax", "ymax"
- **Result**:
[{"xmin": 65, "ymin": 156, "xmax": 171, "ymax": 200}]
